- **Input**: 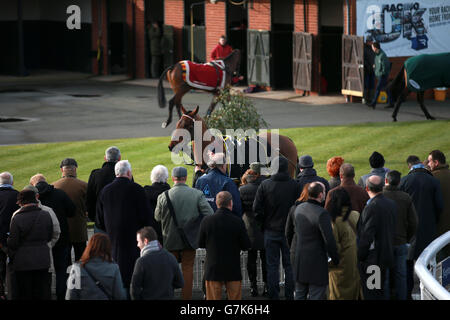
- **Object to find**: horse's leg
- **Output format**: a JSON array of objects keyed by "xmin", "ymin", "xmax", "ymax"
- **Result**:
[
  {"xmin": 392, "ymin": 90, "xmax": 407, "ymax": 122},
  {"xmin": 417, "ymin": 91, "xmax": 435, "ymax": 120},
  {"xmin": 162, "ymin": 97, "xmax": 176, "ymax": 128},
  {"xmin": 206, "ymin": 92, "xmax": 218, "ymax": 117}
]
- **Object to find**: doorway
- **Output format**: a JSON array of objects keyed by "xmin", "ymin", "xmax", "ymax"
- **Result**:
[
  {"xmin": 109, "ymin": 0, "xmax": 127, "ymax": 74},
  {"xmin": 226, "ymin": 1, "xmax": 248, "ymax": 82},
  {"xmin": 271, "ymin": 0, "xmax": 294, "ymax": 89},
  {"xmin": 145, "ymin": 0, "xmax": 164, "ymax": 77},
  {"xmin": 319, "ymin": 0, "xmax": 343, "ymax": 93}
]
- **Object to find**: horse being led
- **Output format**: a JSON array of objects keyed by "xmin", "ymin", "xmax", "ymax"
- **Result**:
[
  {"xmin": 388, "ymin": 52, "xmax": 450, "ymax": 122},
  {"xmin": 158, "ymin": 49, "xmax": 241, "ymax": 128},
  {"xmin": 168, "ymin": 106, "xmax": 299, "ymax": 185}
]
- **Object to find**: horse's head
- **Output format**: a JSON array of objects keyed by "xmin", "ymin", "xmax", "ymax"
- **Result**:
[
  {"xmin": 224, "ymin": 49, "xmax": 241, "ymax": 77},
  {"xmin": 168, "ymin": 105, "xmax": 199, "ymax": 152}
]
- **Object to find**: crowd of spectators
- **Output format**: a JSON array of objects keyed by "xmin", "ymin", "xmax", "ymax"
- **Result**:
[{"xmin": 0, "ymin": 146, "xmax": 448, "ymax": 300}]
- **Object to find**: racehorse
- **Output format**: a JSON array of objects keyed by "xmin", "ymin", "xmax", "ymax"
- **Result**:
[
  {"xmin": 387, "ymin": 53, "xmax": 450, "ymax": 122},
  {"xmin": 168, "ymin": 106, "xmax": 299, "ymax": 183},
  {"xmin": 158, "ymin": 49, "xmax": 241, "ymax": 129}
]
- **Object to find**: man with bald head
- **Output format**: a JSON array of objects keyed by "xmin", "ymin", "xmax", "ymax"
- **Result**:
[
  {"xmin": 357, "ymin": 175, "xmax": 397, "ymax": 300},
  {"xmin": 325, "ymin": 163, "xmax": 369, "ymax": 214}
]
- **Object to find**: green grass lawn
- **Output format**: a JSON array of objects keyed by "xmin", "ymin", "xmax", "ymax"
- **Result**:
[{"xmin": 1, "ymin": 120, "xmax": 449, "ymax": 190}]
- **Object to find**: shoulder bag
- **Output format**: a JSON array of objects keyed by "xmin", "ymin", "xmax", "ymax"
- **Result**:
[{"xmin": 164, "ymin": 190, "xmax": 204, "ymax": 250}]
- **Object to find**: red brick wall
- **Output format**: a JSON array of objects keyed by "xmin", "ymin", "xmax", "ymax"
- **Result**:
[
  {"xmin": 294, "ymin": 0, "xmax": 319, "ymax": 34},
  {"xmin": 165, "ymin": 0, "xmax": 184, "ymax": 62},
  {"xmin": 343, "ymin": 0, "xmax": 357, "ymax": 35},
  {"xmin": 135, "ymin": 0, "xmax": 146, "ymax": 78},
  {"xmin": 205, "ymin": 2, "xmax": 226, "ymax": 61},
  {"xmin": 248, "ymin": 0, "xmax": 271, "ymax": 31},
  {"xmin": 91, "ymin": 0, "xmax": 109, "ymax": 75}
]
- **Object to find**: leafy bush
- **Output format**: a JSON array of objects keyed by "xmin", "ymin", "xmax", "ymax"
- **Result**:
[{"xmin": 205, "ymin": 87, "xmax": 268, "ymax": 133}]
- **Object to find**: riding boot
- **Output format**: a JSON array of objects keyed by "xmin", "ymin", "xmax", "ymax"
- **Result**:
[{"xmin": 262, "ymin": 283, "xmax": 268, "ymax": 297}]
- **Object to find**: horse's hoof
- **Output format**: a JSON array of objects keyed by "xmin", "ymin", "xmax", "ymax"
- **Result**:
[
  {"xmin": 392, "ymin": 116, "xmax": 397, "ymax": 122},
  {"xmin": 428, "ymin": 116, "xmax": 436, "ymax": 120},
  {"xmin": 161, "ymin": 122, "xmax": 167, "ymax": 128}
]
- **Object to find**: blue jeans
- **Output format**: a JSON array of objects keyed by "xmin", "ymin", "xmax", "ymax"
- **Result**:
[
  {"xmin": 264, "ymin": 230, "xmax": 294, "ymax": 300},
  {"xmin": 371, "ymin": 75, "xmax": 393, "ymax": 106},
  {"xmin": 384, "ymin": 244, "xmax": 408, "ymax": 300}
]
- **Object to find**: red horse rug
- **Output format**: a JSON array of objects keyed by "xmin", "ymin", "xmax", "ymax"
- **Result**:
[{"xmin": 180, "ymin": 60, "xmax": 226, "ymax": 91}]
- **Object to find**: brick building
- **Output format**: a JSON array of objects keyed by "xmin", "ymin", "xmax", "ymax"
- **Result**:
[{"xmin": 1, "ymin": 0, "xmax": 448, "ymax": 99}]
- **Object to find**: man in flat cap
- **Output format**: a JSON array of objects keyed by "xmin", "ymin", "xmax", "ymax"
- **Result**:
[
  {"xmin": 296, "ymin": 155, "xmax": 330, "ymax": 195},
  {"xmin": 52, "ymin": 158, "xmax": 88, "ymax": 267},
  {"xmin": 155, "ymin": 166, "xmax": 213, "ymax": 300}
]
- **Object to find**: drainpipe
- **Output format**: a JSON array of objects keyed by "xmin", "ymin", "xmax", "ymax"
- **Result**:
[
  {"xmin": 303, "ymin": 0, "xmax": 307, "ymax": 32},
  {"xmin": 346, "ymin": 0, "xmax": 350, "ymax": 34},
  {"xmin": 17, "ymin": 0, "xmax": 26, "ymax": 76}
]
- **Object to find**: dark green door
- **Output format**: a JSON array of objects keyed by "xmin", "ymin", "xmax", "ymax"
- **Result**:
[
  {"xmin": 183, "ymin": 26, "xmax": 206, "ymax": 63},
  {"xmin": 247, "ymin": 30, "xmax": 271, "ymax": 87},
  {"xmin": 162, "ymin": 25, "xmax": 174, "ymax": 68}
]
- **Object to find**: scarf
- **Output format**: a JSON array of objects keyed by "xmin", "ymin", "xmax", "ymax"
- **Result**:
[{"xmin": 140, "ymin": 240, "xmax": 162, "ymax": 257}]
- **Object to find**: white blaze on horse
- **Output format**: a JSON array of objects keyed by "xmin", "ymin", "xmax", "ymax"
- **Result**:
[
  {"xmin": 387, "ymin": 52, "xmax": 450, "ymax": 122},
  {"xmin": 158, "ymin": 49, "xmax": 241, "ymax": 128}
]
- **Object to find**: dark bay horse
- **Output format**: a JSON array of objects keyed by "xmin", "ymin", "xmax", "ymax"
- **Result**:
[
  {"xmin": 168, "ymin": 106, "xmax": 299, "ymax": 181},
  {"xmin": 388, "ymin": 53, "xmax": 450, "ymax": 122},
  {"xmin": 158, "ymin": 49, "xmax": 241, "ymax": 128}
]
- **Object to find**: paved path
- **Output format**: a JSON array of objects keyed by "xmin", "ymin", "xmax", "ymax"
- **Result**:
[{"xmin": 1, "ymin": 75, "xmax": 449, "ymax": 145}]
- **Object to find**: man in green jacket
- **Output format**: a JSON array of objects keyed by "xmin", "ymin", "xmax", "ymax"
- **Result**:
[
  {"xmin": 427, "ymin": 150, "xmax": 450, "ymax": 262},
  {"xmin": 367, "ymin": 42, "xmax": 393, "ymax": 109},
  {"xmin": 155, "ymin": 166, "xmax": 213, "ymax": 300}
]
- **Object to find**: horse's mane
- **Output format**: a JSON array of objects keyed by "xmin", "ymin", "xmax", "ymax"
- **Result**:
[{"xmin": 222, "ymin": 49, "xmax": 240, "ymax": 63}]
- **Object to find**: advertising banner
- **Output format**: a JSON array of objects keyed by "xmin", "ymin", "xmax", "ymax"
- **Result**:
[{"xmin": 357, "ymin": 0, "xmax": 450, "ymax": 56}]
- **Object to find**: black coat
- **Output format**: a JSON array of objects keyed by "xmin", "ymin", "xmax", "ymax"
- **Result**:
[
  {"xmin": 383, "ymin": 185, "xmax": 418, "ymax": 246},
  {"xmin": 7, "ymin": 205, "xmax": 53, "ymax": 271},
  {"xmin": 253, "ymin": 172, "xmax": 301, "ymax": 233},
  {"xmin": 0, "ymin": 187, "xmax": 19, "ymax": 247},
  {"xmin": 239, "ymin": 177, "xmax": 265, "ymax": 250},
  {"xmin": 296, "ymin": 168, "xmax": 330, "ymax": 195},
  {"xmin": 144, "ymin": 182, "xmax": 170, "ymax": 245},
  {"xmin": 198, "ymin": 207, "xmax": 251, "ymax": 281},
  {"xmin": 285, "ymin": 200, "xmax": 303, "ymax": 265},
  {"xmin": 130, "ymin": 247, "xmax": 184, "ymax": 300},
  {"xmin": 36, "ymin": 181, "xmax": 75, "ymax": 248},
  {"xmin": 86, "ymin": 162, "xmax": 117, "ymax": 223},
  {"xmin": 399, "ymin": 168, "xmax": 444, "ymax": 259},
  {"xmin": 293, "ymin": 199, "xmax": 339, "ymax": 286},
  {"xmin": 96, "ymin": 177, "xmax": 151, "ymax": 288},
  {"xmin": 357, "ymin": 194, "xmax": 396, "ymax": 269}
]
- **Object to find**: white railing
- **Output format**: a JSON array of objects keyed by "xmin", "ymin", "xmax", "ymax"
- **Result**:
[{"xmin": 414, "ymin": 231, "xmax": 450, "ymax": 300}]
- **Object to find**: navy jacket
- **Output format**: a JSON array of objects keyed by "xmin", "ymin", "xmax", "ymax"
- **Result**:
[
  {"xmin": 399, "ymin": 168, "xmax": 443, "ymax": 259},
  {"xmin": 0, "ymin": 187, "xmax": 19, "ymax": 247},
  {"xmin": 195, "ymin": 168, "xmax": 242, "ymax": 217}
]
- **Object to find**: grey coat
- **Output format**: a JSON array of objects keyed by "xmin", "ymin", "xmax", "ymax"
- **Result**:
[
  {"xmin": 155, "ymin": 183, "xmax": 213, "ymax": 251},
  {"xmin": 65, "ymin": 257, "xmax": 126, "ymax": 300}
]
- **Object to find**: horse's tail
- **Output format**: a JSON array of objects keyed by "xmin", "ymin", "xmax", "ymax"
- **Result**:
[
  {"xmin": 387, "ymin": 65, "xmax": 405, "ymax": 101},
  {"xmin": 158, "ymin": 65, "xmax": 173, "ymax": 108}
]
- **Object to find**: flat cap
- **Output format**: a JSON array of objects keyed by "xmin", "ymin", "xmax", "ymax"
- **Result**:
[
  {"xmin": 172, "ymin": 166, "xmax": 187, "ymax": 178},
  {"xmin": 299, "ymin": 155, "xmax": 314, "ymax": 169}
]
